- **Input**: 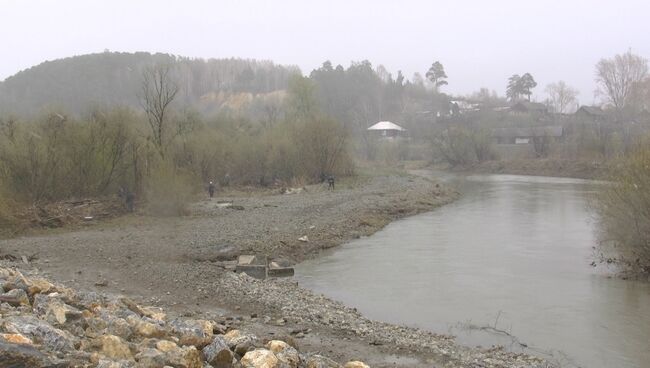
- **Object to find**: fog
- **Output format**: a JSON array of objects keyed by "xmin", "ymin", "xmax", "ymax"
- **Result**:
[{"xmin": 3, "ymin": 0, "xmax": 650, "ymax": 101}]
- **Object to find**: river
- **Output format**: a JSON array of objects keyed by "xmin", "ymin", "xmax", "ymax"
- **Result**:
[{"xmin": 295, "ymin": 173, "xmax": 650, "ymax": 368}]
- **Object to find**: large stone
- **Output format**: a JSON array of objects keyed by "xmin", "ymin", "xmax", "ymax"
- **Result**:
[
  {"xmin": 33, "ymin": 294, "xmax": 83, "ymax": 326},
  {"xmin": 306, "ymin": 355, "xmax": 342, "ymax": 368},
  {"xmin": 169, "ymin": 319, "xmax": 213, "ymax": 348},
  {"xmin": 0, "ymin": 333, "xmax": 33, "ymax": 345},
  {"xmin": 223, "ymin": 330, "xmax": 257, "ymax": 350},
  {"xmin": 119, "ymin": 298, "xmax": 166, "ymax": 322},
  {"xmin": 97, "ymin": 335, "xmax": 133, "ymax": 361},
  {"xmin": 0, "ymin": 340, "xmax": 69, "ymax": 368},
  {"xmin": 202, "ymin": 335, "xmax": 234, "ymax": 368},
  {"xmin": 235, "ymin": 265, "xmax": 267, "ymax": 280},
  {"xmin": 0, "ymin": 289, "xmax": 30, "ymax": 306},
  {"xmin": 240, "ymin": 349, "xmax": 279, "ymax": 368},
  {"xmin": 135, "ymin": 348, "xmax": 167, "ymax": 368},
  {"xmin": 127, "ymin": 316, "xmax": 167, "ymax": 338},
  {"xmin": 4, "ymin": 316, "xmax": 77, "ymax": 352},
  {"xmin": 343, "ymin": 362, "xmax": 369, "ymax": 368},
  {"xmin": 26, "ymin": 278, "xmax": 55, "ymax": 296},
  {"xmin": 96, "ymin": 359, "xmax": 135, "ymax": 368},
  {"xmin": 266, "ymin": 340, "xmax": 299, "ymax": 368},
  {"xmin": 164, "ymin": 345, "xmax": 203, "ymax": 368}
]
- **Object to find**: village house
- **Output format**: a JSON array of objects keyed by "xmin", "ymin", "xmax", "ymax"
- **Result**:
[
  {"xmin": 509, "ymin": 101, "xmax": 548, "ymax": 115},
  {"xmin": 575, "ymin": 105, "xmax": 607, "ymax": 122},
  {"xmin": 492, "ymin": 126, "xmax": 564, "ymax": 144},
  {"xmin": 367, "ymin": 121, "xmax": 406, "ymax": 138}
]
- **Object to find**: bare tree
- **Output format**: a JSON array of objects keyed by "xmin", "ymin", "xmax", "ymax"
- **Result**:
[
  {"xmin": 595, "ymin": 50, "xmax": 648, "ymax": 110},
  {"xmin": 545, "ymin": 81, "xmax": 579, "ymax": 113},
  {"xmin": 140, "ymin": 65, "xmax": 179, "ymax": 157}
]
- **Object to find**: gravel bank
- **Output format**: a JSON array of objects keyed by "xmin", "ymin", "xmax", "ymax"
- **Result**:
[{"xmin": 0, "ymin": 172, "xmax": 551, "ymax": 367}]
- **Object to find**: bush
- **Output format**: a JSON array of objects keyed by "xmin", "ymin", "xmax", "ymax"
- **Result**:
[
  {"xmin": 594, "ymin": 144, "xmax": 650, "ymax": 273},
  {"xmin": 143, "ymin": 162, "xmax": 195, "ymax": 216}
]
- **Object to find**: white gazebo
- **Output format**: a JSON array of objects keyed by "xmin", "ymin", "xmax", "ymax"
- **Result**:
[{"xmin": 367, "ymin": 121, "xmax": 406, "ymax": 138}]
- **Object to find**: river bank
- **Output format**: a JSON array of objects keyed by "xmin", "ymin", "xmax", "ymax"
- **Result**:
[
  {"xmin": 451, "ymin": 159, "xmax": 609, "ymax": 180},
  {"xmin": 0, "ymin": 171, "xmax": 551, "ymax": 367}
]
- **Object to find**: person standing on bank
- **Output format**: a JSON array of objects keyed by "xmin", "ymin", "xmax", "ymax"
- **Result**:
[{"xmin": 208, "ymin": 181, "xmax": 215, "ymax": 199}]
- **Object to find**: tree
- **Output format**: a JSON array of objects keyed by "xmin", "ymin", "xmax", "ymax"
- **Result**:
[
  {"xmin": 596, "ymin": 50, "xmax": 648, "ymax": 110},
  {"xmin": 545, "ymin": 81, "xmax": 579, "ymax": 113},
  {"xmin": 519, "ymin": 73, "xmax": 537, "ymax": 101},
  {"xmin": 426, "ymin": 61, "xmax": 448, "ymax": 90},
  {"xmin": 140, "ymin": 65, "xmax": 179, "ymax": 158},
  {"xmin": 506, "ymin": 73, "xmax": 537, "ymax": 101},
  {"xmin": 506, "ymin": 74, "xmax": 522, "ymax": 101}
]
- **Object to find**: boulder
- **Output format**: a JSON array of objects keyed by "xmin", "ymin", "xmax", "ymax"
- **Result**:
[
  {"xmin": 266, "ymin": 340, "xmax": 300, "ymax": 368},
  {"xmin": 164, "ymin": 345, "xmax": 203, "ymax": 368},
  {"xmin": 306, "ymin": 355, "xmax": 342, "ymax": 368},
  {"xmin": 240, "ymin": 349, "xmax": 279, "ymax": 368},
  {"xmin": 32, "ymin": 294, "xmax": 83, "ymax": 326},
  {"xmin": 119, "ymin": 298, "xmax": 166, "ymax": 321},
  {"xmin": 97, "ymin": 335, "xmax": 133, "ymax": 361},
  {"xmin": 135, "ymin": 348, "xmax": 167, "ymax": 367},
  {"xmin": 169, "ymin": 319, "xmax": 213, "ymax": 348},
  {"xmin": 26, "ymin": 278, "xmax": 55, "ymax": 296},
  {"xmin": 202, "ymin": 335, "xmax": 234, "ymax": 368},
  {"xmin": 0, "ymin": 340, "xmax": 69, "ymax": 368},
  {"xmin": 343, "ymin": 362, "xmax": 369, "ymax": 368},
  {"xmin": 96, "ymin": 359, "xmax": 135, "ymax": 368},
  {"xmin": 127, "ymin": 316, "xmax": 167, "ymax": 338},
  {"xmin": 4, "ymin": 315, "xmax": 77, "ymax": 352},
  {"xmin": 223, "ymin": 330, "xmax": 257, "ymax": 350},
  {"xmin": 0, "ymin": 333, "xmax": 33, "ymax": 345},
  {"xmin": 0, "ymin": 289, "xmax": 30, "ymax": 306}
]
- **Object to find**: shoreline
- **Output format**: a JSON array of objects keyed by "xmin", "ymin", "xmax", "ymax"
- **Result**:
[
  {"xmin": 447, "ymin": 158, "xmax": 609, "ymax": 180},
  {"xmin": 0, "ymin": 170, "xmax": 552, "ymax": 367}
]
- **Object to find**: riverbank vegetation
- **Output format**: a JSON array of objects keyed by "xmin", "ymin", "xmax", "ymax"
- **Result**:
[
  {"xmin": 594, "ymin": 143, "xmax": 650, "ymax": 275},
  {"xmin": 2, "ymin": 50, "xmax": 650, "ymax": 229}
]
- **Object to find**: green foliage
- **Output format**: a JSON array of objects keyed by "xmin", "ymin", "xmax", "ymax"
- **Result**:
[
  {"xmin": 595, "ymin": 142, "xmax": 650, "ymax": 273},
  {"xmin": 426, "ymin": 61, "xmax": 448, "ymax": 89},
  {"xmin": 506, "ymin": 73, "xmax": 537, "ymax": 101}
]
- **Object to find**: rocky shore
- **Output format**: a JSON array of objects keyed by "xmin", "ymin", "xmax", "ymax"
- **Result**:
[{"xmin": 0, "ymin": 266, "xmax": 374, "ymax": 368}]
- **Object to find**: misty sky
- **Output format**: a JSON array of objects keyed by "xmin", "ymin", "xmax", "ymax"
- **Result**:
[{"xmin": 3, "ymin": 0, "xmax": 649, "ymax": 103}]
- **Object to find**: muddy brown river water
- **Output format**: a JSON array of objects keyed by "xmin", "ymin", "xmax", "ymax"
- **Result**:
[{"xmin": 295, "ymin": 173, "xmax": 650, "ymax": 368}]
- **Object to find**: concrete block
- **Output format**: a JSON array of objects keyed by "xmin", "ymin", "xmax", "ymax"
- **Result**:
[
  {"xmin": 235, "ymin": 265, "xmax": 267, "ymax": 279},
  {"xmin": 267, "ymin": 267, "xmax": 294, "ymax": 278}
]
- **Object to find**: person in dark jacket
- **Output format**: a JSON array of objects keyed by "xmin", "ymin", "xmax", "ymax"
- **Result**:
[
  {"xmin": 208, "ymin": 181, "xmax": 215, "ymax": 198},
  {"xmin": 327, "ymin": 175, "xmax": 335, "ymax": 190}
]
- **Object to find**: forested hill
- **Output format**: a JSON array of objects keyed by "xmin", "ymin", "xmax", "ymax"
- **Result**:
[{"xmin": 0, "ymin": 51, "xmax": 300, "ymax": 115}]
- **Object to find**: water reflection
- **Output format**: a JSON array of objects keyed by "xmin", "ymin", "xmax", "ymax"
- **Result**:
[{"xmin": 295, "ymin": 174, "xmax": 650, "ymax": 368}]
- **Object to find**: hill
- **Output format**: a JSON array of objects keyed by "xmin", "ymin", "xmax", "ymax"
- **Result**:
[{"xmin": 0, "ymin": 51, "xmax": 300, "ymax": 116}]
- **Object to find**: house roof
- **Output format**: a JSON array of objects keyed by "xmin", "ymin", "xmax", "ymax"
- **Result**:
[
  {"xmin": 367, "ymin": 121, "xmax": 406, "ymax": 131},
  {"xmin": 492, "ymin": 126, "xmax": 563, "ymax": 138},
  {"xmin": 510, "ymin": 101, "xmax": 548, "ymax": 112},
  {"xmin": 576, "ymin": 105, "xmax": 606, "ymax": 116}
]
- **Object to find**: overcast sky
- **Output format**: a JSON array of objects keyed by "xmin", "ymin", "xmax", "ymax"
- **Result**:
[{"xmin": 2, "ymin": 0, "xmax": 649, "ymax": 103}]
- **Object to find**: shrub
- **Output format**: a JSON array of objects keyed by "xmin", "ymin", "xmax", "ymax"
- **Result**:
[{"xmin": 594, "ymin": 143, "xmax": 650, "ymax": 273}]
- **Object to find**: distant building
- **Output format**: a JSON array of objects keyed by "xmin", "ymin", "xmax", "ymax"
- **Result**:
[
  {"xmin": 509, "ymin": 101, "xmax": 548, "ymax": 115},
  {"xmin": 367, "ymin": 121, "xmax": 406, "ymax": 138},
  {"xmin": 492, "ymin": 126, "xmax": 563, "ymax": 144},
  {"xmin": 575, "ymin": 106, "xmax": 606, "ymax": 122}
]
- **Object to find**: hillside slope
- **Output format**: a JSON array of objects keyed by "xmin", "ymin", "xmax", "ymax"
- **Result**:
[{"xmin": 0, "ymin": 51, "xmax": 299, "ymax": 116}]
